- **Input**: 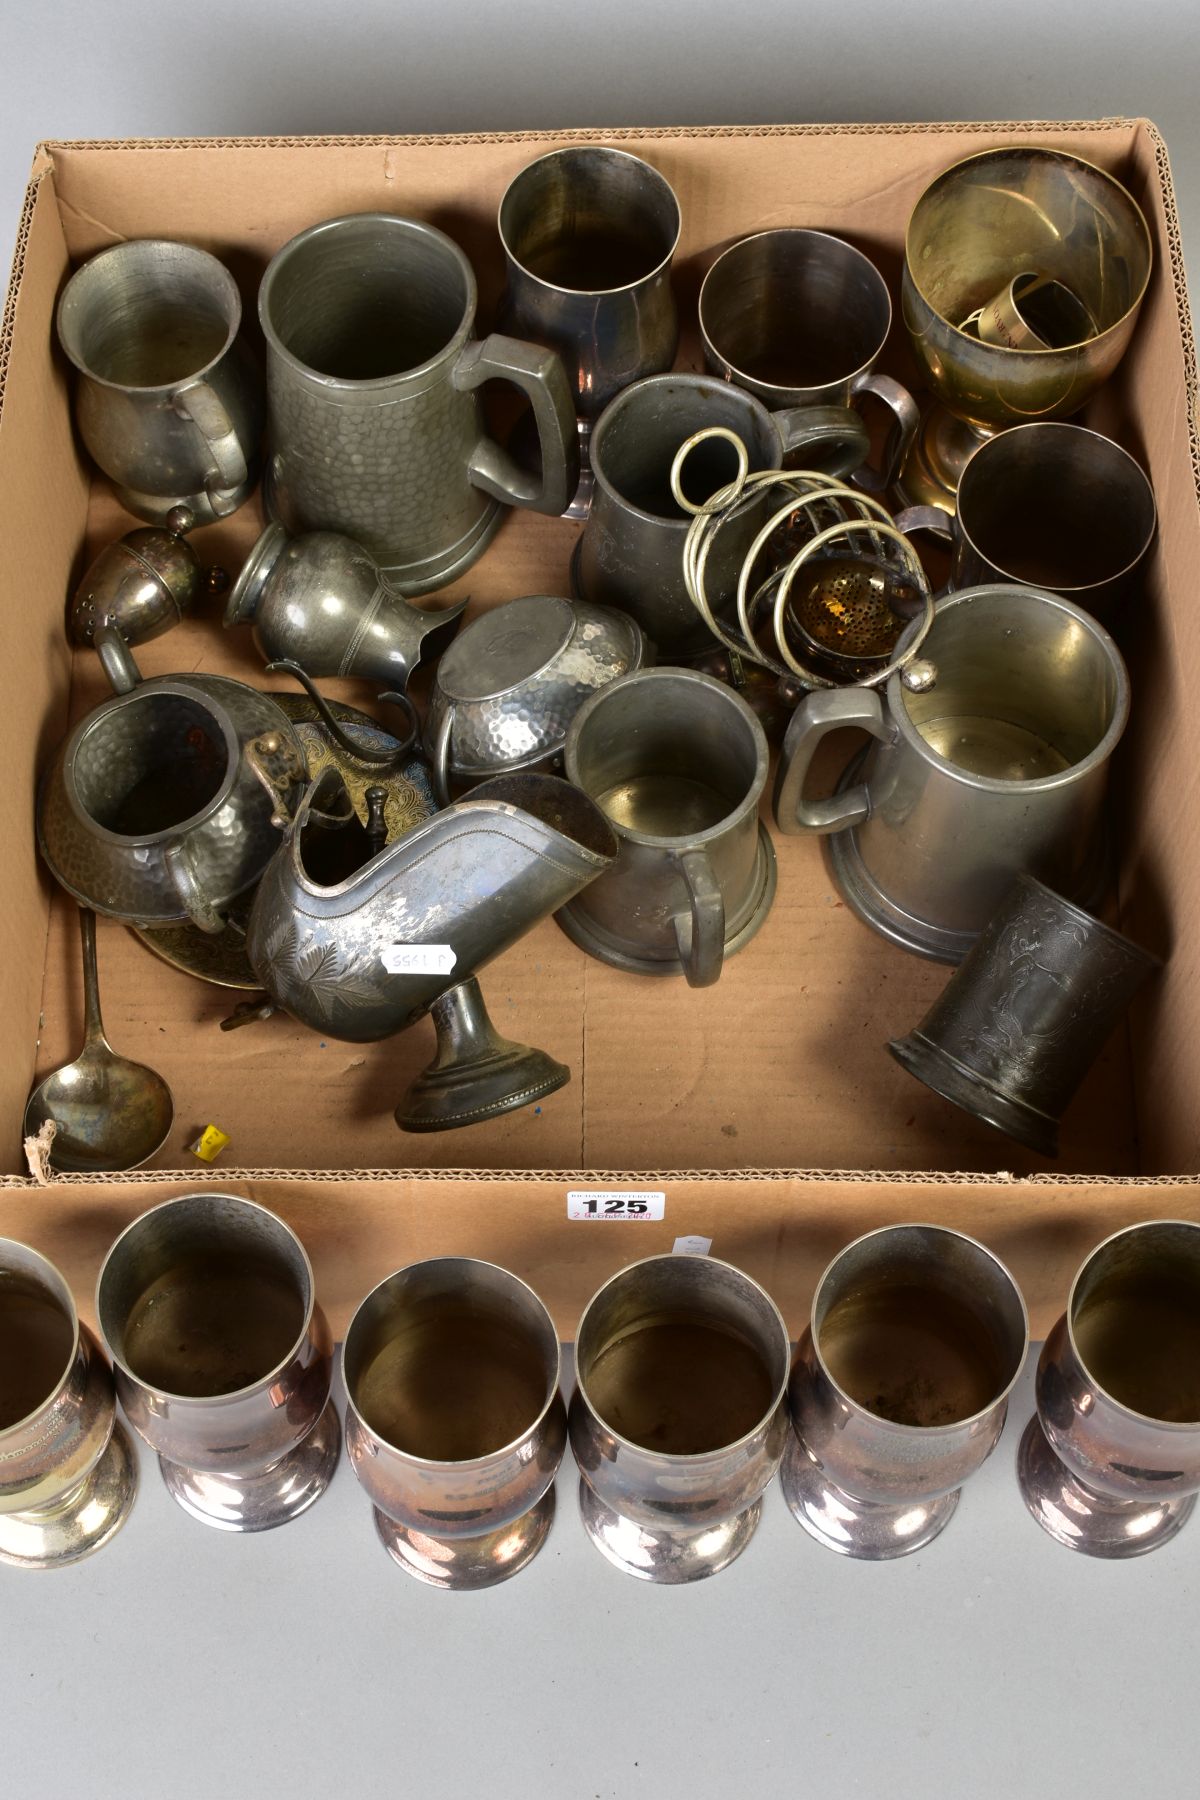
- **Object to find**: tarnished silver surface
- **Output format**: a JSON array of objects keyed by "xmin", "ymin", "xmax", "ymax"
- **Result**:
[
  {"xmin": 425, "ymin": 593, "xmax": 647, "ymax": 799},
  {"xmin": 225, "ymin": 521, "xmax": 465, "ymax": 688},
  {"xmin": 68, "ymin": 506, "xmax": 221, "ymax": 649},
  {"xmin": 699, "ymin": 228, "xmax": 919, "ymax": 493},
  {"xmin": 0, "ymin": 1239, "xmax": 138, "ymax": 1568},
  {"xmin": 37, "ymin": 631, "xmax": 307, "ymax": 932},
  {"xmin": 343, "ymin": 1257, "xmax": 566, "ymax": 1588},
  {"xmin": 783, "ymin": 1225, "xmax": 1028, "ymax": 1559},
  {"xmin": 260, "ymin": 213, "xmax": 578, "ymax": 591},
  {"xmin": 558, "ymin": 667, "xmax": 774, "ymax": 986},
  {"xmin": 570, "ymin": 1254, "xmax": 790, "ymax": 1583},
  {"xmin": 1018, "ymin": 1221, "xmax": 1200, "ymax": 1557},
  {"xmin": 774, "ymin": 585, "xmax": 1130, "ymax": 961},
  {"xmin": 97, "ymin": 1193, "xmax": 339, "ymax": 1533},
  {"xmin": 57, "ymin": 239, "xmax": 263, "ymax": 524}
]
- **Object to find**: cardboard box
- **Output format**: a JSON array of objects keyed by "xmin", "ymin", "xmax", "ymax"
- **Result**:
[{"xmin": 1, "ymin": 122, "xmax": 1197, "ymax": 1339}]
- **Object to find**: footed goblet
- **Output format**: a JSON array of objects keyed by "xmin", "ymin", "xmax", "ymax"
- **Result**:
[
  {"xmin": 1019, "ymin": 1219, "xmax": 1200, "ymax": 1558},
  {"xmin": 97, "ymin": 1192, "xmax": 339, "ymax": 1531},
  {"xmin": 782, "ymin": 1224, "xmax": 1028, "ymax": 1558}
]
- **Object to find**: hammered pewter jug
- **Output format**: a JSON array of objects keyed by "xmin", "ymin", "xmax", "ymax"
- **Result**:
[
  {"xmin": 225, "ymin": 521, "xmax": 466, "ymax": 689},
  {"xmin": 773, "ymin": 585, "xmax": 1130, "ymax": 962},
  {"xmin": 343, "ymin": 1258, "xmax": 566, "ymax": 1587},
  {"xmin": 1018, "ymin": 1221, "xmax": 1200, "ymax": 1558},
  {"xmin": 497, "ymin": 145, "xmax": 681, "ymax": 519},
  {"xmin": 558, "ymin": 668, "xmax": 774, "ymax": 986},
  {"xmin": 0, "ymin": 1239, "xmax": 138, "ymax": 1569},
  {"xmin": 259, "ymin": 213, "xmax": 579, "ymax": 592},
  {"xmin": 97, "ymin": 1193, "xmax": 340, "ymax": 1532},
  {"xmin": 891, "ymin": 876, "xmax": 1161, "ymax": 1156},
  {"xmin": 68, "ymin": 506, "xmax": 226, "ymax": 649},
  {"xmin": 570, "ymin": 1254, "xmax": 790, "ymax": 1583},
  {"xmin": 699, "ymin": 228, "xmax": 919, "ymax": 493},
  {"xmin": 425, "ymin": 593, "xmax": 648, "ymax": 803},
  {"xmin": 782, "ymin": 1225, "xmax": 1028, "ymax": 1559},
  {"xmin": 37, "ymin": 628, "xmax": 307, "ymax": 932},
  {"xmin": 57, "ymin": 239, "xmax": 263, "ymax": 524},
  {"xmin": 576, "ymin": 373, "xmax": 869, "ymax": 656}
]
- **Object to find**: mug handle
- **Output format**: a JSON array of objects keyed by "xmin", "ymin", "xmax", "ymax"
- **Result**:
[
  {"xmin": 670, "ymin": 846, "xmax": 725, "ymax": 988},
  {"xmin": 893, "ymin": 503, "xmax": 956, "ymax": 599},
  {"xmin": 173, "ymin": 378, "xmax": 250, "ymax": 511},
  {"xmin": 453, "ymin": 335, "xmax": 579, "ymax": 517},
  {"xmin": 846, "ymin": 372, "xmax": 921, "ymax": 494},
  {"xmin": 773, "ymin": 688, "xmax": 892, "ymax": 836},
  {"xmin": 770, "ymin": 405, "xmax": 871, "ymax": 481},
  {"xmin": 164, "ymin": 837, "xmax": 226, "ymax": 935},
  {"xmin": 430, "ymin": 708, "xmax": 455, "ymax": 809}
]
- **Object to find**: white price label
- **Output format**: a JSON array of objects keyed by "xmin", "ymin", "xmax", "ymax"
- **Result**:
[
  {"xmin": 567, "ymin": 1190, "xmax": 666, "ymax": 1221},
  {"xmin": 380, "ymin": 943, "xmax": 457, "ymax": 976},
  {"xmin": 672, "ymin": 1235, "xmax": 712, "ymax": 1256}
]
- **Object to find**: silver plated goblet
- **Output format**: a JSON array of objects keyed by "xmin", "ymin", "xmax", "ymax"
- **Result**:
[
  {"xmin": 782, "ymin": 1224, "xmax": 1029, "ymax": 1558},
  {"xmin": 0, "ymin": 1239, "xmax": 138, "ymax": 1569},
  {"xmin": 570, "ymin": 1254, "xmax": 790, "ymax": 1582},
  {"xmin": 96, "ymin": 1192, "xmax": 340, "ymax": 1531},
  {"xmin": 1018, "ymin": 1219, "xmax": 1200, "ymax": 1558},
  {"xmin": 343, "ymin": 1257, "xmax": 566, "ymax": 1589}
]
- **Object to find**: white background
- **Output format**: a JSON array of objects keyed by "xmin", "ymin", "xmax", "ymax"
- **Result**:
[{"xmin": 3, "ymin": 8, "xmax": 1199, "ymax": 1797}]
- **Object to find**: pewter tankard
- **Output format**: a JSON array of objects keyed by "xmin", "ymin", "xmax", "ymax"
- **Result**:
[
  {"xmin": 773, "ymin": 585, "xmax": 1130, "ymax": 962},
  {"xmin": 57, "ymin": 239, "xmax": 263, "ymax": 524},
  {"xmin": 259, "ymin": 213, "xmax": 579, "ymax": 593}
]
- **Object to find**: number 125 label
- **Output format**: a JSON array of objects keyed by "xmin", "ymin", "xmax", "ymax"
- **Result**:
[{"xmin": 567, "ymin": 1190, "xmax": 666, "ymax": 1221}]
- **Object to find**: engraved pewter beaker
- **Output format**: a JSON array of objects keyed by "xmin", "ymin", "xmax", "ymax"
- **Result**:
[
  {"xmin": 782, "ymin": 1225, "xmax": 1029, "ymax": 1558},
  {"xmin": 570, "ymin": 1254, "xmax": 790, "ymax": 1582},
  {"xmin": 0, "ymin": 1239, "xmax": 138, "ymax": 1569},
  {"xmin": 1018, "ymin": 1220, "xmax": 1200, "ymax": 1558},
  {"xmin": 97, "ymin": 1193, "xmax": 340, "ymax": 1532},
  {"xmin": 343, "ymin": 1257, "xmax": 566, "ymax": 1588}
]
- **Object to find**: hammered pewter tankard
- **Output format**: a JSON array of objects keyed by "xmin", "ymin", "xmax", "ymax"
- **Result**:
[
  {"xmin": 576, "ymin": 372, "xmax": 869, "ymax": 655},
  {"xmin": 0, "ymin": 1239, "xmax": 138, "ymax": 1569},
  {"xmin": 890, "ymin": 876, "xmax": 1161, "ymax": 1156},
  {"xmin": 425, "ymin": 592, "xmax": 649, "ymax": 803},
  {"xmin": 343, "ymin": 1258, "xmax": 566, "ymax": 1588},
  {"xmin": 1018, "ymin": 1220, "xmax": 1200, "ymax": 1558},
  {"xmin": 782, "ymin": 1225, "xmax": 1028, "ymax": 1559},
  {"xmin": 570, "ymin": 1254, "xmax": 790, "ymax": 1582},
  {"xmin": 57, "ymin": 239, "xmax": 263, "ymax": 523},
  {"xmin": 900, "ymin": 146, "xmax": 1152, "ymax": 513},
  {"xmin": 558, "ymin": 667, "xmax": 774, "ymax": 987},
  {"xmin": 699, "ymin": 228, "xmax": 920, "ymax": 493},
  {"xmin": 498, "ymin": 144, "xmax": 681, "ymax": 519},
  {"xmin": 37, "ymin": 628, "xmax": 307, "ymax": 933},
  {"xmin": 259, "ymin": 213, "xmax": 579, "ymax": 592},
  {"xmin": 773, "ymin": 584, "xmax": 1131, "ymax": 962},
  {"xmin": 97, "ymin": 1192, "xmax": 340, "ymax": 1532},
  {"xmin": 895, "ymin": 422, "xmax": 1156, "ymax": 621}
]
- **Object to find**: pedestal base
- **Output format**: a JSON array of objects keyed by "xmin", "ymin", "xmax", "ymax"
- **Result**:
[
  {"xmin": 158, "ymin": 1399, "xmax": 341, "ymax": 1532},
  {"xmin": 1017, "ymin": 1415, "xmax": 1196, "ymax": 1559},
  {"xmin": 373, "ymin": 1483, "xmax": 556, "ymax": 1588},
  {"xmin": 779, "ymin": 1430, "xmax": 959, "ymax": 1560},
  {"xmin": 577, "ymin": 1476, "xmax": 763, "ymax": 1583},
  {"xmin": 0, "ymin": 1421, "xmax": 139, "ymax": 1569}
]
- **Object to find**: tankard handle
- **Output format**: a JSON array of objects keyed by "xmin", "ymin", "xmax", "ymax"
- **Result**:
[
  {"xmin": 430, "ymin": 708, "xmax": 454, "ymax": 809},
  {"xmin": 770, "ymin": 405, "xmax": 871, "ymax": 481},
  {"xmin": 173, "ymin": 378, "xmax": 250, "ymax": 512},
  {"xmin": 773, "ymin": 688, "xmax": 892, "ymax": 836},
  {"xmin": 847, "ymin": 372, "xmax": 921, "ymax": 495},
  {"xmin": 670, "ymin": 846, "xmax": 725, "ymax": 988},
  {"xmin": 454, "ymin": 335, "xmax": 579, "ymax": 518},
  {"xmin": 893, "ymin": 503, "xmax": 955, "ymax": 547}
]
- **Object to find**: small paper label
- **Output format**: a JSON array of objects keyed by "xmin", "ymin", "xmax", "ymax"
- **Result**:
[
  {"xmin": 380, "ymin": 943, "xmax": 457, "ymax": 976},
  {"xmin": 567, "ymin": 1190, "xmax": 666, "ymax": 1221},
  {"xmin": 190, "ymin": 1124, "xmax": 230, "ymax": 1164},
  {"xmin": 672, "ymin": 1235, "xmax": 712, "ymax": 1256}
]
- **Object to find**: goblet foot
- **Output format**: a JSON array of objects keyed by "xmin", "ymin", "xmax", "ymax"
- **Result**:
[
  {"xmin": 373, "ymin": 1483, "xmax": 556, "ymax": 1588},
  {"xmin": 158, "ymin": 1398, "xmax": 341, "ymax": 1532},
  {"xmin": 897, "ymin": 404, "xmax": 994, "ymax": 515},
  {"xmin": 396, "ymin": 978, "xmax": 569, "ymax": 1131},
  {"xmin": 0, "ymin": 1420, "xmax": 139, "ymax": 1569},
  {"xmin": 1017, "ymin": 1415, "xmax": 1196, "ymax": 1558},
  {"xmin": 577, "ymin": 1476, "xmax": 762, "ymax": 1583},
  {"xmin": 779, "ymin": 1429, "xmax": 959, "ymax": 1559}
]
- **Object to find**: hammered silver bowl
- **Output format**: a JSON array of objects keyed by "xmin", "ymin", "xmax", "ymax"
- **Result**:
[{"xmin": 425, "ymin": 593, "xmax": 648, "ymax": 803}]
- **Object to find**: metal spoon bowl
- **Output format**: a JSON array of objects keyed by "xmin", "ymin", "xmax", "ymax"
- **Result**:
[{"xmin": 23, "ymin": 909, "xmax": 175, "ymax": 1173}]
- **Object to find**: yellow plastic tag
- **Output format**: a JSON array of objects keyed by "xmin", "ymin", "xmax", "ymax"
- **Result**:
[{"xmin": 190, "ymin": 1124, "xmax": 230, "ymax": 1164}]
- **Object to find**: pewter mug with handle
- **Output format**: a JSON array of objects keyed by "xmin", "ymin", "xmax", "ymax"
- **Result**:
[
  {"xmin": 259, "ymin": 213, "xmax": 579, "ymax": 594},
  {"xmin": 57, "ymin": 239, "xmax": 263, "ymax": 524},
  {"xmin": 773, "ymin": 584, "xmax": 1130, "ymax": 962}
]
